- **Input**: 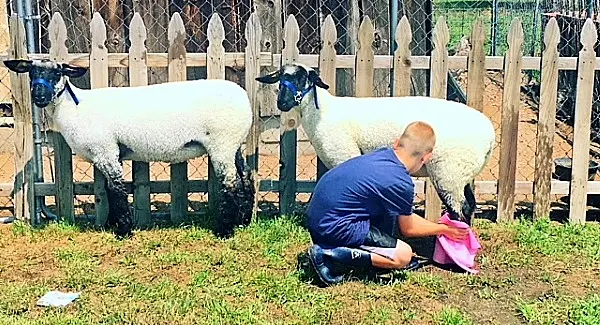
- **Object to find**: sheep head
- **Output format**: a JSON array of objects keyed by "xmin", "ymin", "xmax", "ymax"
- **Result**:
[
  {"xmin": 3, "ymin": 59, "xmax": 87, "ymax": 108},
  {"xmin": 255, "ymin": 63, "xmax": 329, "ymax": 112}
]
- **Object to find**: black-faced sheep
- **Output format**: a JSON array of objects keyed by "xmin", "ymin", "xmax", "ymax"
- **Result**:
[
  {"xmin": 5, "ymin": 59, "xmax": 255, "ymax": 239},
  {"xmin": 256, "ymin": 63, "xmax": 496, "ymax": 224}
]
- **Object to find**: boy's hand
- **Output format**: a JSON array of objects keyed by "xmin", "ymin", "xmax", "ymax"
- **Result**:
[{"xmin": 441, "ymin": 225, "xmax": 469, "ymax": 241}]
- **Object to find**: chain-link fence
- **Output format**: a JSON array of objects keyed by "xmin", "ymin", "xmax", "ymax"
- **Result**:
[{"xmin": 1, "ymin": 0, "xmax": 598, "ymax": 219}]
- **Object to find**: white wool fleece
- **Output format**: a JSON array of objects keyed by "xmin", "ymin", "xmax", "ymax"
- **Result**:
[{"xmin": 49, "ymin": 78, "xmax": 252, "ymax": 175}]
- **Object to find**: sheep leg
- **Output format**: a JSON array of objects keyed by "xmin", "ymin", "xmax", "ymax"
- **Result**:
[
  {"xmin": 208, "ymin": 146, "xmax": 254, "ymax": 238},
  {"xmin": 93, "ymin": 153, "xmax": 133, "ymax": 239}
]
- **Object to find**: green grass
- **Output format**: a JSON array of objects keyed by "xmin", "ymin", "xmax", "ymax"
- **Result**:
[{"xmin": 1, "ymin": 216, "xmax": 600, "ymax": 324}]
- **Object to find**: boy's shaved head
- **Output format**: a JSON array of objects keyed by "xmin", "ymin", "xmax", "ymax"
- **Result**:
[{"xmin": 397, "ymin": 121, "xmax": 436, "ymax": 158}]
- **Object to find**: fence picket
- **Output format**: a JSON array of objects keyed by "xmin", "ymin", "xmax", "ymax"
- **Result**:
[
  {"xmin": 466, "ymin": 17, "xmax": 485, "ymax": 112},
  {"xmin": 128, "ymin": 13, "xmax": 151, "ymax": 228},
  {"xmin": 497, "ymin": 18, "xmax": 524, "ymax": 222},
  {"xmin": 8, "ymin": 15, "xmax": 34, "ymax": 223},
  {"xmin": 316, "ymin": 14, "xmax": 337, "ymax": 179},
  {"xmin": 393, "ymin": 16, "xmax": 412, "ymax": 97},
  {"xmin": 168, "ymin": 12, "xmax": 189, "ymax": 225},
  {"xmin": 534, "ymin": 17, "xmax": 560, "ymax": 221},
  {"xmin": 356, "ymin": 16, "xmax": 374, "ymax": 97},
  {"xmin": 425, "ymin": 17, "xmax": 450, "ymax": 222},
  {"xmin": 569, "ymin": 18, "xmax": 597, "ymax": 224},
  {"xmin": 244, "ymin": 12, "xmax": 262, "ymax": 219},
  {"xmin": 206, "ymin": 13, "xmax": 227, "ymax": 218},
  {"xmin": 279, "ymin": 14, "xmax": 300, "ymax": 216},
  {"xmin": 89, "ymin": 12, "xmax": 110, "ymax": 227},
  {"xmin": 49, "ymin": 12, "xmax": 74, "ymax": 223}
]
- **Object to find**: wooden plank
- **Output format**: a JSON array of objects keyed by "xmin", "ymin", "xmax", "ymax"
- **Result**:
[
  {"xmin": 132, "ymin": 0, "xmax": 169, "ymax": 85},
  {"xmin": 254, "ymin": 0, "xmax": 282, "ymax": 117},
  {"xmin": 50, "ymin": 0, "xmax": 91, "ymax": 89},
  {"xmin": 91, "ymin": 0, "xmax": 128, "ymax": 88},
  {"xmin": 128, "ymin": 13, "xmax": 151, "ymax": 229},
  {"xmin": 355, "ymin": 16, "xmax": 375, "ymax": 98},
  {"xmin": 497, "ymin": 18, "xmax": 524, "ymax": 222},
  {"xmin": 7, "ymin": 52, "xmax": 600, "ymax": 71},
  {"xmin": 48, "ymin": 13, "xmax": 74, "ymax": 224},
  {"xmin": 361, "ymin": 0, "xmax": 390, "ymax": 97},
  {"xmin": 569, "ymin": 18, "xmax": 598, "ymax": 224},
  {"xmin": 279, "ymin": 14, "xmax": 300, "ymax": 216},
  {"xmin": 206, "ymin": 13, "xmax": 226, "ymax": 217},
  {"xmin": 425, "ymin": 17, "xmax": 449, "ymax": 222},
  {"xmin": 89, "ymin": 12, "xmax": 110, "ymax": 227},
  {"xmin": 244, "ymin": 12, "xmax": 262, "ymax": 219},
  {"xmin": 168, "ymin": 13, "xmax": 189, "ymax": 225},
  {"xmin": 393, "ymin": 16, "xmax": 412, "ymax": 97},
  {"xmin": 316, "ymin": 14, "xmax": 337, "ymax": 180},
  {"xmin": 27, "ymin": 180, "xmax": 600, "ymax": 197},
  {"xmin": 466, "ymin": 16, "xmax": 485, "ymax": 112},
  {"xmin": 534, "ymin": 17, "xmax": 560, "ymax": 221},
  {"xmin": 8, "ymin": 15, "xmax": 34, "ymax": 223}
]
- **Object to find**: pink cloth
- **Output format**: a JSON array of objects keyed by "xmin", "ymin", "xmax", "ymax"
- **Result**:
[{"xmin": 433, "ymin": 212, "xmax": 481, "ymax": 274}]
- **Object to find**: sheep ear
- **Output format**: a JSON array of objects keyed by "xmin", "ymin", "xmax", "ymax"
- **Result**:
[
  {"xmin": 308, "ymin": 70, "xmax": 329, "ymax": 90},
  {"xmin": 60, "ymin": 64, "xmax": 88, "ymax": 78},
  {"xmin": 255, "ymin": 70, "xmax": 280, "ymax": 84},
  {"xmin": 3, "ymin": 59, "xmax": 33, "ymax": 73}
]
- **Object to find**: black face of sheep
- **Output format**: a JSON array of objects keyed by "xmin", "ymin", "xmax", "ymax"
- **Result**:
[
  {"xmin": 255, "ymin": 64, "xmax": 329, "ymax": 111},
  {"xmin": 3, "ymin": 59, "xmax": 87, "ymax": 108}
]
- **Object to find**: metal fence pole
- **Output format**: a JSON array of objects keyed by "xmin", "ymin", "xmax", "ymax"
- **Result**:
[
  {"xmin": 491, "ymin": 0, "xmax": 499, "ymax": 55},
  {"xmin": 389, "ymin": 0, "xmax": 398, "ymax": 95}
]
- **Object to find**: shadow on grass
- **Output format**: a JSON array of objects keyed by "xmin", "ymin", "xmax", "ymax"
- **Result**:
[{"xmin": 22, "ymin": 200, "xmax": 313, "ymax": 241}]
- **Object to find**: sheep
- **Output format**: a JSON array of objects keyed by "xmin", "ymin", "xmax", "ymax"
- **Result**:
[
  {"xmin": 256, "ymin": 63, "xmax": 496, "ymax": 224},
  {"xmin": 4, "ymin": 58, "xmax": 255, "ymax": 239}
]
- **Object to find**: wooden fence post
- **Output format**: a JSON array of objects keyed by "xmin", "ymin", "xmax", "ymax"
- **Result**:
[
  {"xmin": 168, "ymin": 13, "xmax": 189, "ymax": 225},
  {"xmin": 355, "ymin": 16, "xmax": 374, "ymax": 98},
  {"xmin": 569, "ymin": 18, "xmax": 597, "ymax": 224},
  {"xmin": 425, "ymin": 17, "xmax": 449, "ymax": 222},
  {"xmin": 393, "ymin": 16, "xmax": 412, "ymax": 97},
  {"xmin": 129, "ymin": 13, "xmax": 151, "ymax": 228},
  {"xmin": 497, "ymin": 18, "xmax": 524, "ymax": 222},
  {"xmin": 8, "ymin": 14, "xmax": 34, "ymax": 223},
  {"xmin": 206, "ymin": 13, "xmax": 226, "ymax": 217},
  {"xmin": 244, "ymin": 12, "xmax": 262, "ymax": 219},
  {"xmin": 279, "ymin": 14, "xmax": 300, "ymax": 216},
  {"xmin": 89, "ymin": 12, "xmax": 110, "ymax": 227},
  {"xmin": 48, "ymin": 12, "xmax": 74, "ymax": 223},
  {"xmin": 316, "ymin": 14, "xmax": 337, "ymax": 180},
  {"xmin": 533, "ymin": 17, "xmax": 560, "ymax": 221},
  {"xmin": 466, "ymin": 17, "xmax": 485, "ymax": 113}
]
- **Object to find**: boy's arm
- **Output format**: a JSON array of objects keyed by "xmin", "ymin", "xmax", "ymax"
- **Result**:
[
  {"xmin": 397, "ymin": 213, "xmax": 447, "ymax": 237},
  {"xmin": 397, "ymin": 213, "xmax": 469, "ymax": 240}
]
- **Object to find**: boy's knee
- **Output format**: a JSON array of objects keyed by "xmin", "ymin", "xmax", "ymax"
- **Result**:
[{"xmin": 393, "ymin": 242, "xmax": 413, "ymax": 268}]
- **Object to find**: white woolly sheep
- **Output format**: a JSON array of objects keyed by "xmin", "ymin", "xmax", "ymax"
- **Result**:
[
  {"xmin": 4, "ymin": 59, "xmax": 255, "ymax": 239},
  {"xmin": 256, "ymin": 63, "xmax": 496, "ymax": 224}
]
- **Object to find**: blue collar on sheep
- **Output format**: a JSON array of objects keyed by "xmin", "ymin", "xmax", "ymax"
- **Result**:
[
  {"xmin": 32, "ymin": 77, "xmax": 80, "ymax": 106},
  {"xmin": 280, "ymin": 79, "xmax": 319, "ymax": 109},
  {"xmin": 255, "ymin": 63, "xmax": 329, "ymax": 112}
]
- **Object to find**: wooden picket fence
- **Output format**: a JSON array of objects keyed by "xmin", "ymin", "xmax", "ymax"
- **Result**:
[{"xmin": 4, "ymin": 10, "xmax": 600, "ymax": 227}]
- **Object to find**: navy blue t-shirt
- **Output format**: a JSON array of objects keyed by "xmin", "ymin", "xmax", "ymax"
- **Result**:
[{"xmin": 306, "ymin": 147, "xmax": 415, "ymax": 247}]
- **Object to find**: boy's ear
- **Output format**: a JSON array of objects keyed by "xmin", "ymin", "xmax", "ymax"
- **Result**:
[
  {"xmin": 255, "ymin": 69, "xmax": 281, "ymax": 84},
  {"xmin": 308, "ymin": 70, "xmax": 329, "ymax": 89},
  {"xmin": 3, "ymin": 59, "xmax": 33, "ymax": 73}
]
